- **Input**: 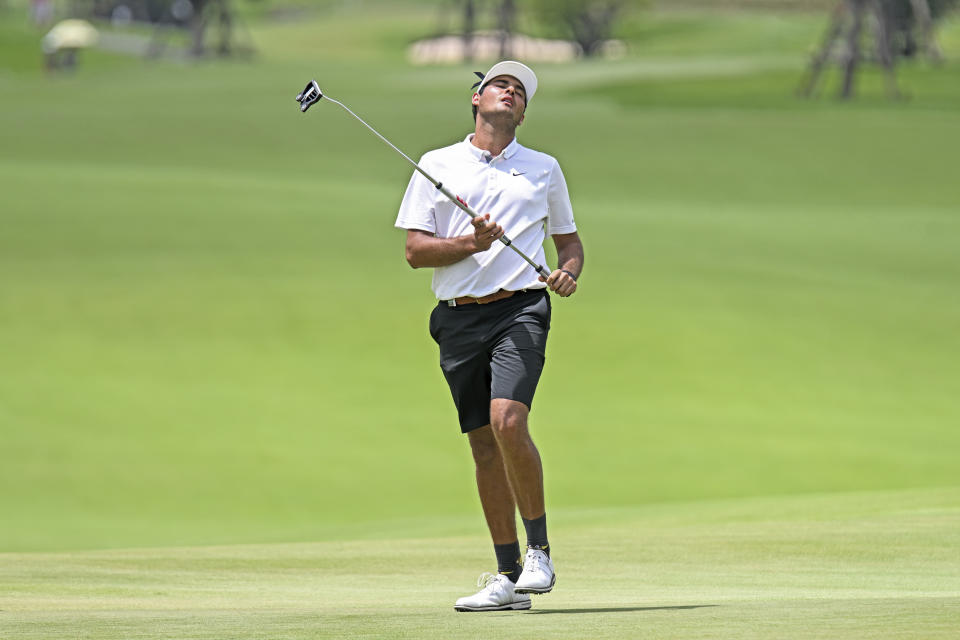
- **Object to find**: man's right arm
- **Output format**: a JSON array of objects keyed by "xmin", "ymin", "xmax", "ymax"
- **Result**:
[{"xmin": 405, "ymin": 214, "xmax": 504, "ymax": 268}]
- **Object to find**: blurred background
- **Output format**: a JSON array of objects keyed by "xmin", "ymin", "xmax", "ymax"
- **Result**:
[{"xmin": 1, "ymin": 0, "xmax": 958, "ymax": 552}]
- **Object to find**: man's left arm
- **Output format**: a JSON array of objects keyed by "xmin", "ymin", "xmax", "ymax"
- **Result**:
[{"xmin": 539, "ymin": 232, "xmax": 583, "ymax": 298}]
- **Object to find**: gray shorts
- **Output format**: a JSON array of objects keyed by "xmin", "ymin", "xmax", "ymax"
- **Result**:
[{"xmin": 429, "ymin": 289, "xmax": 551, "ymax": 433}]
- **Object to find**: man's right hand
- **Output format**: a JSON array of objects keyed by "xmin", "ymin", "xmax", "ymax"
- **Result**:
[{"xmin": 471, "ymin": 213, "xmax": 504, "ymax": 252}]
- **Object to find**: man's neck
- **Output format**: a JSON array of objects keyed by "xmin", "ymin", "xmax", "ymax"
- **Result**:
[{"xmin": 471, "ymin": 119, "xmax": 516, "ymax": 158}]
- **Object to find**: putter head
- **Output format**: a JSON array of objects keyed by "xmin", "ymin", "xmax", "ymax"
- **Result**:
[{"xmin": 295, "ymin": 80, "xmax": 323, "ymax": 113}]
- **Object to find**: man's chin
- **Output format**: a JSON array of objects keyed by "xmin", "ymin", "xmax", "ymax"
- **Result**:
[{"xmin": 482, "ymin": 109, "xmax": 522, "ymax": 126}]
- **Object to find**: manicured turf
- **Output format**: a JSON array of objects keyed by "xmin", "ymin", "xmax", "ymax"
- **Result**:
[
  {"xmin": 2, "ymin": 488, "xmax": 958, "ymax": 639},
  {"xmin": 1, "ymin": 3, "xmax": 959, "ymax": 637}
]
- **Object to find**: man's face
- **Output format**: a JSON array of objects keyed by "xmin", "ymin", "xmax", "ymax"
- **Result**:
[{"xmin": 473, "ymin": 75, "xmax": 527, "ymax": 126}]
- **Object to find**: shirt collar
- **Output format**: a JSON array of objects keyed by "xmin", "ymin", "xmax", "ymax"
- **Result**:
[{"xmin": 463, "ymin": 134, "xmax": 521, "ymax": 163}]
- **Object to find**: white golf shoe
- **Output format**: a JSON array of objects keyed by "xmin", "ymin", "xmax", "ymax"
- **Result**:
[
  {"xmin": 514, "ymin": 547, "xmax": 555, "ymax": 594},
  {"xmin": 454, "ymin": 573, "xmax": 532, "ymax": 612}
]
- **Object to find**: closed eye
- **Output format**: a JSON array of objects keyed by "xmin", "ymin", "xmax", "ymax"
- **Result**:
[{"xmin": 493, "ymin": 80, "xmax": 525, "ymax": 101}]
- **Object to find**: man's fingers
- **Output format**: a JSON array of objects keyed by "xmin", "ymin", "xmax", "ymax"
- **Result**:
[
  {"xmin": 543, "ymin": 269, "xmax": 577, "ymax": 296},
  {"xmin": 473, "ymin": 218, "xmax": 503, "ymax": 248},
  {"xmin": 544, "ymin": 270, "xmax": 561, "ymax": 290}
]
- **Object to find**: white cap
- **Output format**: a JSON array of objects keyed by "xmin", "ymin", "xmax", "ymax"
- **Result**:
[{"xmin": 477, "ymin": 60, "xmax": 538, "ymax": 102}]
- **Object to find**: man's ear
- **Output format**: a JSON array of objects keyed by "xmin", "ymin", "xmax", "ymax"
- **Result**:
[{"xmin": 472, "ymin": 92, "xmax": 480, "ymax": 107}]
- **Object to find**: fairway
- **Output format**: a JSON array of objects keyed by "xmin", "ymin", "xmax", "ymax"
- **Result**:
[
  {"xmin": 2, "ymin": 1, "xmax": 960, "ymax": 638},
  {"xmin": 3, "ymin": 488, "xmax": 959, "ymax": 639}
]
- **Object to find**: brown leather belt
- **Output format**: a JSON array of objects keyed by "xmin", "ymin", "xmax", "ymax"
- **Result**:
[{"xmin": 445, "ymin": 288, "xmax": 527, "ymax": 307}]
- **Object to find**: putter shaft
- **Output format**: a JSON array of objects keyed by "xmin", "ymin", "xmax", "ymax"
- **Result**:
[{"xmin": 302, "ymin": 85, "xmax": 552, "ymax": 281}]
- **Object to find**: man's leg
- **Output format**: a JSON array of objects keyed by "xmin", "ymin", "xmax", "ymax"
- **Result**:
[
  {"xmin": 489, "ymin": 398, "xmax": 556, "ymax": 594},
  {"xmin": 467, "ymin": 425, "xmax": 519, "ymax": 544},
  {"xmin": 488, "ymin": 399, "xmax": 544, "ymax": 520},
  {"xmin": 454, "ymin": 425, "xmax": 530, "ymax": 612},
  {"xmin": 467, "ymin": 425, "xmax": 525, "ymax": 581}
]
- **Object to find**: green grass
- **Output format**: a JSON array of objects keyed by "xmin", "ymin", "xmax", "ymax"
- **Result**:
[
  {"xmin": 0, "ymin": 3, "xmax": 959, "ymax": 637},
  {"xmin": 4, "ymin": 59, "xmax": 958, "ymax": 549},
  {"xmin": 2, "ymin": 488, "xmax": 958, "ymax": 639}
]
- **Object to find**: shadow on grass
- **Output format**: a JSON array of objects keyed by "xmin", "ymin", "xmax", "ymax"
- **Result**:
[{"xmin": 526, "ymin": 605, "xmax": 719, "ymax": 615}]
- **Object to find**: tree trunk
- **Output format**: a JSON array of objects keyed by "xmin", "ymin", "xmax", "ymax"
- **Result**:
[
  {"xmin": 908, "ymin": 0, "xmax": 943, "ymax": 63},
  {"xmin": 462, "ymin": 0, "xmax": 475, "ymax": 63},
  {"xmin": 571, "ymin": 3, "xmax": 618, "ymax": 57},
  {"xmin": 840, "ymin": 0, "xmax": 865, "ymax": 99},
  {"xmin": 217, "ymin": 0, "xmax": 232, "ymax": 56},
  {"xmin": 798, "ymin": 1, "xmax": 847, "ymax": 97},
  {"xmin": 498, "ymin": 0, "xmax": 516, "ymax": 59},
  {"xmin": 870, "ymin": 0, "xmax": 900, "ymax": 98},
  {"xmin": 190, "ymin": 0, "xmax": 209, "ymax": 57}
]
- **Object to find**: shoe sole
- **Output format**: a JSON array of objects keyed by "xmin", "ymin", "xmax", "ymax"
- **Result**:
[
  {"xmin": 454, "ymin": 601, "xmax": 532, "ymax": 612},
  {"xmin": 514, "ymin": 573, "xmax": 556, "ymax": 595}
]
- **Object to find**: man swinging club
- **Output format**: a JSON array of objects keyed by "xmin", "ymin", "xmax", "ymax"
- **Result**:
[{"xmin": 395, "ymin": 61, "xmax": 584, "ymax": 612}]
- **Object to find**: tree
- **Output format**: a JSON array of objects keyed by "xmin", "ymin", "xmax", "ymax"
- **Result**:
[
  {"xmin": 885, "ymin": 0, "xmax": 958, "ymax": 60},
  {"xmin": 454, "ymin": 0, "xmax": 519, "ymax": 61},
  {"xmin": 497, "ymin": 0, "xmax": 517, "ymax": 58},
  {"xmin": 529, "ymin": 0, "xmax": 644, "ymax": 57},
  {"xmin": 68, "ymin": 0, "xmax": 256, "ymax": 59},
  {"xmin": 799, "ymin": 0, "xmax": 956, "ymax": 99},
  {"xmin": 188, "ymin": 0, "xmax": 234, "ymax": 57},
  {"xmin": 462, "ymin": 0, "xmax": 476, "ymax": 62}
]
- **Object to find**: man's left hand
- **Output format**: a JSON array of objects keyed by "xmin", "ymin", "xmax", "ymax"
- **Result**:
[{"xmin": 540, "ymin": 269, "xmax": 577, "ymax": 297}]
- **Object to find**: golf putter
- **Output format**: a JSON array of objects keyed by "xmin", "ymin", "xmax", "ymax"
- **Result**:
[{"xmin": 295, "ymin": 80, "xmax": 552, "ymax": 281}]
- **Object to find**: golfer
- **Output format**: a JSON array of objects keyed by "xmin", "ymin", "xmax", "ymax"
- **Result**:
[{"xmin": 395, "ymin": 61, "xmax": 583, "ymax": 612}]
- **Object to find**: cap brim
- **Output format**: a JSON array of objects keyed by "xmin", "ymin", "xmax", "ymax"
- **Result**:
[{"xmin": 478, "ymin": 61, "xmax": 538, "ymax": 102}]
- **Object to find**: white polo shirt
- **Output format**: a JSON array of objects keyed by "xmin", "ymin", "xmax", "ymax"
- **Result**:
[{"xmin": 395, "ymin": 135, "xmax": 577, "ymax": 301}]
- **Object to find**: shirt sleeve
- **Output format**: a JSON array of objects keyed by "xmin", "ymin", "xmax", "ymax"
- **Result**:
[
  {"xmin": 395, "ymin": 157, "xmax": 437, "ymax": 234},
  {"xmin": 545, "ymin": 159, "xmax": 577, "ymax": 236}
]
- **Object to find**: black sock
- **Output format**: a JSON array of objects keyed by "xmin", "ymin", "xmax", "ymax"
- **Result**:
[
  {"xmin": 494, "ymin": 541, "xmax": 523, "ymax": 583},
  {"xmin": 522, "ymin": 513, "xmax": 549, "ymax": 556}
]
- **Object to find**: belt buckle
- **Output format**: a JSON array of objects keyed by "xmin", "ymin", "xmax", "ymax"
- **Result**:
[{"xmin": 446, "ymin": 299, "xmax": 456, "ymax": 307}]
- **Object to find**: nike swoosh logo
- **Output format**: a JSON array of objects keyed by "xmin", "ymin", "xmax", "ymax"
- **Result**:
[{"xmin": 510, "ymin": 169, "xmax": 526, "ymax": 176}]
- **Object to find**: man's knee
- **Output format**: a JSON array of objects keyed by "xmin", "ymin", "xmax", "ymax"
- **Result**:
[
  {"xmin": 467, "ymin": 426, "xmax": 501, "ymax": 466},
  {"xmin": 490, "ymin": 399, "xmax": 530, "ymax": 442}
]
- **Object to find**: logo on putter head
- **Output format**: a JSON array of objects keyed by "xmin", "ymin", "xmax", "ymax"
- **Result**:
[{"xmin": 296, "ymin": 80, "xmax": 323, "ymax": 113}]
